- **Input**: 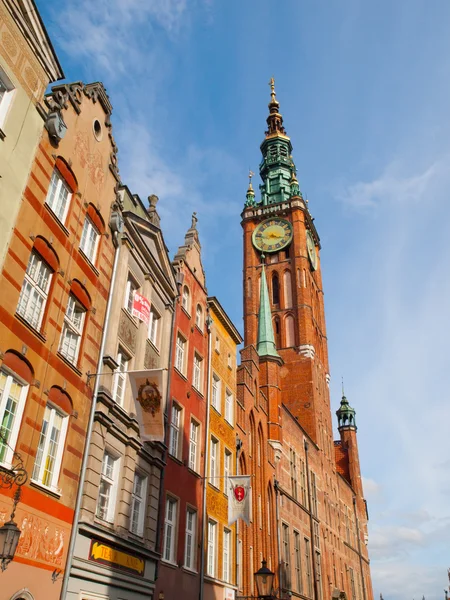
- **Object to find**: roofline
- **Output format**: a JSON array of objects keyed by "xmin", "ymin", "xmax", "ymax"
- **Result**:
[
  {"xmin": 29, "ymin": 0, "xmax": 64, "ymax": 79},
  {"xmin": 207, "ymin": 296, "xmax": 243, "ymax": 344}
]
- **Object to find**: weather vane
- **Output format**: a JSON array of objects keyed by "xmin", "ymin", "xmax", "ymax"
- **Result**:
[
  {"xmin": 248, "ymin": 170, "xmax": 254, "ymax": 185},
  {"xmin": 269, "ymin": 76, "xmax": 276, "ymax": 98}
]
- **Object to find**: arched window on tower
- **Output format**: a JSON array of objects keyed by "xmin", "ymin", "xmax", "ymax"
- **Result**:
[
  {"xmin": 273, "ymin": 316, "xmax": 281, "ymax": 348},
  {"xmin": 283, "ymin": 270, "xmax": 292, "ymax": 308},
  {"xmin": 285, "ymin": 315, "xmax": 295, "ymax": 347},
  {"xmin": 272, "ymin": 273, "xmax": 280, "ymax": 305}
]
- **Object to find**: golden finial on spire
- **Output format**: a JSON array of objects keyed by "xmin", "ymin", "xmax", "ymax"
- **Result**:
[
  {"xmin": 269, "ymin": 76, "xmax": 276, "ymax": 101},
  {"xmin": 247, "ymin": 169, "xmax": 255, "ymax": 195}
]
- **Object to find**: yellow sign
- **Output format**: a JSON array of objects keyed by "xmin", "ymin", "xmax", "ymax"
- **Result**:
[{"xmin": 89, "ymin": 541, "xmax": 145, "ymax": 576}]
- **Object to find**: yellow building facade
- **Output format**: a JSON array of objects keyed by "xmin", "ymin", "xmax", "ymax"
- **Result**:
[{"xmin": 204, "ymin": 296, "xmax": 242, "ymax": 600}]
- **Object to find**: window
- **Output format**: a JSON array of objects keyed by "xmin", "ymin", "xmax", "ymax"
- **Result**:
[
  {"xmin": 0, "ymin": 371, "xmax": 27, "ymax": 465},
  {"xmin": 184, "ymin": 508, "xmax": 197, "ymax": 570},
  {"xmin": 294, "ymin": 531, "xmax": 303, "ymax": 594},
  {"xmin": 316, "ymin": 551, "xmax": 323, "ymax": 600},
  {"xmin": 212, "ymin": 374, "xmax": 221, "ymax": 412},
  {"xmin": 224, "ymin": 449, "xmax": 232, "ymax": 496},
  {"xmin": 286, "ymin": 315, "xmax": 295, "ymax": 347},
  {"xmin": 313, "ymin": 521, "xmax": 320, "ymax": 549},
  {"xmin": 17, "ymin": 251, "xmax": 52, "ymax": 329},
  {"xmin": 290, "ymin": 448, "xmax": 297, "ymax": 500},
  {"xmin": 207, "ymin": 520, "xmax": 217, "ymax": 577},
  {"xmin": 32, "ymin": 404, "xmax": 68, "ymax": 490},
  {"xmin": 112, "ymin": 350, "xmax": 129, "ymax": 406},
  {"xmin": 227, "ymin": 353, "xmax": 232, "ymax": 369},
  {"xmin": 130, "ymin": 472, "xmax": 147, "ymax": 536},
  {"xmin": 80, "ymin": 217, "xmax": 100, "ymax": 264},
  {"xmin": 225, "ymin": 389, "xmax": 233, "ymax": 424},
  {"xmin": 182, "ymin": 286, "xmax": 190, "ymax": 313},
  {"xmin": 310, "ymin": 471, "xmax": 318, "ymax": 517},
  {"xmin": 210, "ymin": 437, "xmax": 219, "ymax": 485},
  {"xmin": 349, "ymin": 567, "xmax": 357, "ymax": 600},
  {"xmin": 163, "ymin": 497, "xmax": 178, "ymax": 563},
  {"xmin": 215, "ymin": 336, "xmax": 220, "ymax": 353},
  {"xmin": 282, "ymin": 523, "xmax": 290, "ymax": 588},
  {"xmin": 272, "ymin": 273, "xmax": 280, "ymax": 305},
  {"xmin": 193, "ymin": 353, "xmax": 203, "ymax": 392},
  {"xmin": 175, "ymin": 333, "xmax": 186, "ymax": 375},
  {"xmin": 59, "ymin": 294, "xmax": 86, "ymax": 364},
  {"xmin": 169, "ymin": 403, "xmax": 182, "ymax": 459},
  {"xmin": 300, "ymin": 459, "xmax": 307, "ymax": 507},
  {"xmin": 124, "ymin": 274, "xmax": 138, "ymax": 314},
  {"xmin": 148, "ymin": 307, "xmax": 161, "ymax": 348},
  {"xmin": 0, "ymin": 69, "xmax": 14, "ymax": 126},
  {"xmin": 195, "ymin": 304, "xmax": 203, "ymax": 329},
  {"xmin": 223, "ymin": 528, "xmax": 231, "ymax": 582},
  {"xmin": 305, "ymin": 538, "xmax": 313, "ymax": 597},
  {"xmin": 97, "ymin": 452, "xmax": 119, "ymax": 522},
  {"xmin": 189, "ymin": 419, "xmax": 199, "ymax": 471},
  {"xmin": 45, "ymin": 169, "xmax": 71, "ymax": 223}
]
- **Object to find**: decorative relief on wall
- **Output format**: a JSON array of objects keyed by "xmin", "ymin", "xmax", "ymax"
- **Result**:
[
  {"xmin": 118, "ymin": 311, "xmax": 137, "ymax": 354},
  {"xmin": 74, "ymin": 131, "xmax": 105, "ymax": 192},
  {"xmin": 0, "ymin": 498, "xmax": 70, "ymax": 568},
  {"xmin": 0, "ymin": 9, "xmax": 46, "ymax": 102},
  {"xmin": 144, "ymin": 342, "xmax": 160, "ymax": 370},
  {"xmin": 206, "ymin": 487, "xmax": 228, "ymax": 523}
]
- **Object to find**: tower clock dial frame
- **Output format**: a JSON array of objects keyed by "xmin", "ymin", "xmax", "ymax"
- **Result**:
[
  {"xmin": 306, "ymin": 229, "xmax": 318, "ymax": 270},
  {"xmin": 252, "ymin": 218, "xmax": 293, "ymax": 254}
]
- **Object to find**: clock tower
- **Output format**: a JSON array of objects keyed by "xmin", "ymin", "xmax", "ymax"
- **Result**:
[{"xmin": 242, "ymin": 79, "xmax": 330, "ymax": 445}]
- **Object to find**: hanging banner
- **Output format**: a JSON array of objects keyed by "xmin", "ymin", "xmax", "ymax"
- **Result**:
[
  {"xmin": 228, "ymin": 475, "xmax": 252, "ymax": 525},
  {"xmin": 128, "ymin": 369, "xmax": 166, "ymax": 442},
  {"xmin": 132, "ymin": 292, "xmax": 151, "ymax": 325}
]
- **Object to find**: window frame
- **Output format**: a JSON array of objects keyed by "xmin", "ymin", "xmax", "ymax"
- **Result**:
[
  {"xmin": 79, "ymin": 216, "xmax": 100, "ymax": 265},
  {"xmin": 223, "ymin": 527, "xmax": 232, "ymax": 583},
  {"xmin": 195, "ymin": 304, "xmax": 203, "ymax": 330},
  {"xmin": 184, "ymin": 507, "xmax": 197, "ymax": 571},
  {"xmin": 193, "ymin": 352, "xmax": 203, "ymax": 393},
  {"xmin": 163, "ymin": 496, "xmax": 178, "ymax": 564},
  {"xmin": 224, "ymin": 388, "xmax": 234, "ymax": 425},
  {"xmin": 130, "ymin": 471, "xmax": 148, "ymax": 537},
  {"xmin": 96, "ymin": 451, "xmax": 120, "ymax": 523},
  {"xmin": 169, "ymin": 402, "xmax": 182, "ymax": 460},
  {"xmin": 0, "ymin": 67, "xmax": 15, "ymax": 127},
  {"xmin": 112, "ymin": 350, "xmax": 129, "ymax": 407},
  {"xmin": 207, "ymin": 519, "xmax": 217, "ymax": 577},
  {"xmin": 181, "ymin": 286, "xmax": 191, "ymax": 314},
  {"xmin": 124, "ymin": 274, "xmax": 139, "ymax": 315},
  {"xmin": 17, "ymin": 250, "xmax": 53, "ymax": 330},
  {"xmin": 211, "ymin": 373, "xmax": 221, "ymax": 413},
  {"xmin": 148, "ymin": 307, "xmax": 161, "ymax": 349},
  {"xmin": 209, "ymin": 436, "xmax": 219, "ymax": 486},
  {"xmin": 31, "ymin": 402, "xmax": 68, "ymax": 492},
  {"xmin": 45, "ymin": 169, "xmax": 72, "ymax": 224},
  {"xmin": 175, "ymin": 332, "xmax": 187, "ymax": 376},
  {"xmin": 188, "ymin": 418, "xmax": 200, "ymax": 472},
  {"xmin": 59, "ymin": 294, "xmax": 86, "ymax": 365},
  {"xmin": 0, "ymin": 369, "xmax": 28, "ymax": 466}
]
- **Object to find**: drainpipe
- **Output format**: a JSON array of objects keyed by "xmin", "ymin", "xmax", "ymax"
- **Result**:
[
  {"xmin": 304, "ymin": 440, "xmax": 319, "ymax": 600},
  {"xmin": 235, "ymin": 436, "xmax": 242, "ymax": 592},
  {"xmin": 274, "ymin": 479, "xmax": 283, "ymax": 593},
  {"xmin": 199, "ymin": 313, "xmax": 213, "ymax": 600},
  {"xmin": 352, "ymin": 496, "xmax": 368, "ymax": 600},
  {"xmin": 60, "ymin": 226, "xmax": 122, "ymax": 600},
  {"xmin": 154, "ymin": 297, "xmax": 178, "ymax": 582}
]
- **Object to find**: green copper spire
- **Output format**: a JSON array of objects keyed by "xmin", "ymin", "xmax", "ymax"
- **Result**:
[
  {"xmin": 249, "ymin": 78, "xmax": 302, "ymax": 207},
  {"xmin": 336, "ymin": 393, "xmax": 357, "ymax": 431},
  {"xmin": 257, "ymin": 258, "xmax": 280, "ymax": 359}
]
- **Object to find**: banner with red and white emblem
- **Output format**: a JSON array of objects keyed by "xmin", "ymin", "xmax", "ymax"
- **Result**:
[
  {"xmin": 228, "ymin": 475, "xmax": 252, "ymax": 525},
  {"xmin": 128, "ymin": 369, "xmax": 166, "ymax": 442}
]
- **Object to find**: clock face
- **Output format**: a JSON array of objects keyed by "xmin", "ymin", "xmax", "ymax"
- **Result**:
[
  {"xmin": 252, "ymin": 218, "xmax": 293, "ymax": 253},
  {"xmin": 306, "ymin": 230, "xmax": 317, "ymax": 270}
]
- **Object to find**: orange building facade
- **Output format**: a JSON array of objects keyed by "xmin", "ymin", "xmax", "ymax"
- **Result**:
[
  {"xmin": 235, "ymin": 84, "xmax": 373, "ymax": 600},
  {"xmin": 0, "ymin": 81, "xmax": 120, "ymax": 600}
]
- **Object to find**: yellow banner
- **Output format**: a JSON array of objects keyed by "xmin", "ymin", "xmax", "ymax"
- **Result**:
[{"xmin": 90, "ymin": 541, "xmax": 145, "ymax": 575}]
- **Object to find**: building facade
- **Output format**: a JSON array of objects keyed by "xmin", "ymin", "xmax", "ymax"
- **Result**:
[
  {"xmin": 66, "ymin": 187, "xmax": 178, "ymax": 600},
  {"xmin": 0, "ymin": 80, "xmax": 119, "ymax": 600},
  {"xmin": 236, "ymin": 82, "xmax": 373, "ymax": 600},
  {"xmin": 0, "ymin": 0, "xmax": 63, "ymax": 269},
  {"xmin": 204, "ymin": 296, "xmax": 242, "ymax": 600},
  {"xmin": 154, "ymin": 216, "xmax": 209, "ymax": 600}
]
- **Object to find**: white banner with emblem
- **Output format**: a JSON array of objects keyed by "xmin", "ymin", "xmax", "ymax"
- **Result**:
[{"xmin": 228, "ymin": 475, "xmax": 252, "ymax": 525}]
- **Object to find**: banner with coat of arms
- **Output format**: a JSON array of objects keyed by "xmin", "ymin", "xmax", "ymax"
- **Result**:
[
  {"xmin": 228, "ymin": 475, "xmax": 252, "ymax": 525},
  {"xmin": 128, "ymin": 369, "xmax": 166, "ymax": 442}
]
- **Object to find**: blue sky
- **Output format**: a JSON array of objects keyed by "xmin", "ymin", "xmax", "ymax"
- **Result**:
[{"xmin": 38, "ymin": 1, "xmax": 450, "ymax": 597}]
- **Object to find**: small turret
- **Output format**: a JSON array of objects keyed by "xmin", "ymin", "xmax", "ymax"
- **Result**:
[{"xmin": 336, "ymin": 394, "xmax": 357, "ymax": 431}]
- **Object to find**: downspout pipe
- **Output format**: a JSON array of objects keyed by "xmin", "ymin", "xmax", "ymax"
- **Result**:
[
  {"xmin": 304, "ymin": 440, "xmax": 319, "ymax": 600},
  {"xmin": 352, "ymin": 496, "xmax": 368, "ymax": 600},
  {"xmin": 60, "ymin": 231, "xmax": 121, "ymax": 600},
  {"xmin": 199, "ymin": 314, "xmax": 213, "ymax": 600},
  {"xmin": 274, "ymin": 479, "xmax": 283, "ymax": 594}
]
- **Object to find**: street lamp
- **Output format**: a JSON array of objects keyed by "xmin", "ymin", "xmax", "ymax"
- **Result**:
[
  {"xmin": 254, "ymin": 560, "xmax": 275, "ymax": 599},
  {"xmin": 0, "ymin": 431, "xmax": 28, "ymax": 570}
]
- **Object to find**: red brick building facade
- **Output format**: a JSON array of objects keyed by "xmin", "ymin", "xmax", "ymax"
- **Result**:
[
  {"xmin": 236, "ymin": 84, "xmax": 373, "ymax": 600},
  {"xmin": 0, "ymin": 81, "xmax": 119, "ymax": 600}
]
